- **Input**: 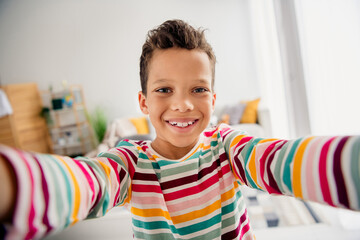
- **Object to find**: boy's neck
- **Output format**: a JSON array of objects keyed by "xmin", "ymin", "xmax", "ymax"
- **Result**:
[{"xmin": 150, "ymin": 137, "xmax": 200, "ymax": 160}]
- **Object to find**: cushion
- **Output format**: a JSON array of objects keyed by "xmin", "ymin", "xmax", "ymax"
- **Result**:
[
  {"xmin": 228, "ymin": 103, "xmax": 246, "ymax": 125},
  {"xmin": 240, "ymin": 98, "xmax": 260, "ymax": 124},
  {"xmin": 219, "ymin": 103, "xmax": 246, "ymax": 125},
  {"xmin": 130, "ymin": 117, "xmax": 150, "ymax": 134},
  {"xmin": 218, "ymin": 114, "xmax": 230, "ymax": 125}
]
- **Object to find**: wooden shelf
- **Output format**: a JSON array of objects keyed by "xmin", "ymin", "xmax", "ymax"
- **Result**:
[{"xmin": 0, "ymin": 83, "xmax": 52, "ymax": 153}]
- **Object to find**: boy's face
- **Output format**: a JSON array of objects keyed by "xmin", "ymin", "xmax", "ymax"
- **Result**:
[{"xmin": 138, "ymin": 48, "xmax": 216, "ymax": 159}]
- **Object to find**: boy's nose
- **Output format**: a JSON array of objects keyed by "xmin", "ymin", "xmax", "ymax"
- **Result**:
[{"xmin": 170, "ymin": 95, "xmax": 194, "ymax": 112}]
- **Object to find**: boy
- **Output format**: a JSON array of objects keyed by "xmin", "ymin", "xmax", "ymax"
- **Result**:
[{"xmin": 0, "ymin": 19, "xmax": 360, "ymax": 240}]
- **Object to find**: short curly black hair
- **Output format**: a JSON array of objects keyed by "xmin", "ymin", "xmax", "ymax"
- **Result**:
[{"xmin": 139, "ymin": 19, "xmax": 216, "ymax": 95}]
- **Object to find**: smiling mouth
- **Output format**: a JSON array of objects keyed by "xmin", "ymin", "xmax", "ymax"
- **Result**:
[{"xmin": 166, "ymin": 120, "xmax": 198, "ymax": 128}]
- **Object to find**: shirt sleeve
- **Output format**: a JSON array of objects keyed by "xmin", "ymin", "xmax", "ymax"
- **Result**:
[
  {"xmin": 0, "ymin": 143, "xmax": 135, "ymax": 240},
  {"xmin": 218, "ymin": 124, "xmax": 360, "ymax": 211}
]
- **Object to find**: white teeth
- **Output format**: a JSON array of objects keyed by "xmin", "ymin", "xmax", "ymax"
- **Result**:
[{"xmin": 168, "ymin": 120, "xmax": 196, "ymax": 128}]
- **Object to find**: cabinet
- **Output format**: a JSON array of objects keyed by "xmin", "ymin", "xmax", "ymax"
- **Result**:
[
  {"xmin": 42, "ymin": 85, "xmax": 95, "ymax": 157},
  {"xmin": 0, "ymin": 83, "xmax": 52, "ymax": 153}
]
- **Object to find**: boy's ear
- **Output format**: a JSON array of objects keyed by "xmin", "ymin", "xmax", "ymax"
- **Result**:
[
  {"xmin": 212, "ymin": 92, "xmax": 216, "ymax": 111},
  {"xmin": 138, "ymin": 91, "xmax": 149, "ymax": 115}
]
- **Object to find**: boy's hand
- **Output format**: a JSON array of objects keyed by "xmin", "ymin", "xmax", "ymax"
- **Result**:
[{"xmin": 0, "ymin": 155, "xmax": 17, "ymax": 222}]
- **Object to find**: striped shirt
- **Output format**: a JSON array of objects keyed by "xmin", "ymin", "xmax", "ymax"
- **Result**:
[{"xmin": 1, "ymin": 124, "xmax": 359, "ymax": 239}]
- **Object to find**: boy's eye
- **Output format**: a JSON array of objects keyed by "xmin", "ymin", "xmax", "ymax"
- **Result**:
[
  {"xmin": 155, "ymin": 88, "xmax": 172, "ymax": 93},
  {"xmin": 193, "ymin": 87, "xmax": 209, "ymax": 93}
]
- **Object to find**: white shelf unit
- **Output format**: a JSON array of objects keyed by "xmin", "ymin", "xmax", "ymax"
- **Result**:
[{"xmin": 42, "ymin": 85, "xmax": 96, "ymax": 157}]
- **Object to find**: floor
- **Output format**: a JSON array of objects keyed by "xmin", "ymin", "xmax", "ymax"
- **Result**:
[
  {"xmin": 44, "ymin": 192, "xmax": 360, "ymax": 240},
  {"xmin": 255, "ymin": 224, "xmax": 360, "ymax": 240},
  {"xmin": 44, "ymin": 206, "xmax": 360, "ymax": 240},
  {"xmin": 44, "ymin": 209, "xmax": 133, "ymax": 240}
]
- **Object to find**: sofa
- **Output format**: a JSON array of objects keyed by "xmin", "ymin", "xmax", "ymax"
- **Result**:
[
  {"xmin": 212, "ymin": 98, "xmax": 272, "ymax": 138},
  {"xmin": 227, "ymin": 107, "xmax": 272, "ymax": 137}
]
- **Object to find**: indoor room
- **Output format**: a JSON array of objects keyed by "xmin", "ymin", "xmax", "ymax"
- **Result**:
[{"xmin": 0, "ymin": 0, "xmax": 360, "ymax": 239}]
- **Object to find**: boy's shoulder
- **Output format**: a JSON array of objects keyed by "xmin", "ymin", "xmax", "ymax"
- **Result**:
[
  {"xmin": 203, "ymin": 123, "xmax": 236, "ymax": 138},
  {"xmin": 202, "ymin": 123, "xmax": 250, "ymax": 147},
  {"xmin": 115, "ymin": 139, "xmax": 150, "ymax": 153},
  {"xmin": 97, "ymin": 139, "xmax": 150, "ymax": 165}
]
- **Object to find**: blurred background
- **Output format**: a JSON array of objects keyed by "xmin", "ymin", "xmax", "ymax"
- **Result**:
[
  {"xmin": 1, "ymin": 0, "xmax": 359, "ymax": 139},
  {"xmin": 1, "ymin": 0, "xmax": 360, "ymax": 239}
]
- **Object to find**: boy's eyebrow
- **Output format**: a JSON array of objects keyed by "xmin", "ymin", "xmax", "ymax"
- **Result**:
[
  {"xmin": 152, "ymin": 79, "xmax": 169, "ymax": 85},
  {"xmin": 152, "ymin": 78, "xmax": 210, "ymax": 85},
  {"xmin": 193, "ymin": 79, "xmax": 210, "ymax": 85}
]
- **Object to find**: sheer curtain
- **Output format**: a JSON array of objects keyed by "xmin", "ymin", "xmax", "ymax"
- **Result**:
[
  {"xmin": 249, "ymin": 0, "xmax": 291, "ymax": 139},
  {"xmin": 250, "ymin": 0, "xmax": 360, "ymax": 137},
  {"xmin": 295, "ymin": 1, "xmax": 360, "ymax": 229},
  {"xmin": 250, "ymin": 0, "xmax": 360, "ymax": 231},
  {"xmin": 295, "ymin": 0, "xmax": 360, "ymax": 135}
]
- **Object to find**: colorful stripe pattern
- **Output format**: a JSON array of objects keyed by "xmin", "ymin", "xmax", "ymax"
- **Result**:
[{"xmin": 1, "ymin": 123, "xmax": 359, "ymax": 239}]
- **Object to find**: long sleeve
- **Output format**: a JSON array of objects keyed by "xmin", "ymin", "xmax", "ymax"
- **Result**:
[
  {"xmin": 220, "ymin": 124, "xmax": 360, "ymax": 211},
  {"xmin": 0, "ymin": 144, "xmax": 133, "ymax": 240}
]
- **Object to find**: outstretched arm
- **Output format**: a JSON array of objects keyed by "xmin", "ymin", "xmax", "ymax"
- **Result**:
[
  {"xmin": 0, "ymin": 144, "xmax": 133, "ymax": 239},
  {"xmin": 220, "ymin": 124, "xmax": 360, "ymax": 211},
  {"xmin": 0, "ymin": 155, "xmax": 17, "ymax": 222}
]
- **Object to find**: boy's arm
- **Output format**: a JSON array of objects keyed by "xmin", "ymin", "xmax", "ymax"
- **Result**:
[
  {"xmin": 220, "ymin": 124, "xmax": 360, "ymax": 211},
  {"xmin": 0, "ymin": 155, "xmax": 17, "ymax": 222},
  {"xmin": 0, "ymin": 144, "xmax": 133, "ymax": 239}
]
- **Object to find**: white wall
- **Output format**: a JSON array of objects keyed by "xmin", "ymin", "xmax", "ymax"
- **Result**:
[{"xmin": 0, "ymin": 0, "xmax": 260, "ymax": 122}]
